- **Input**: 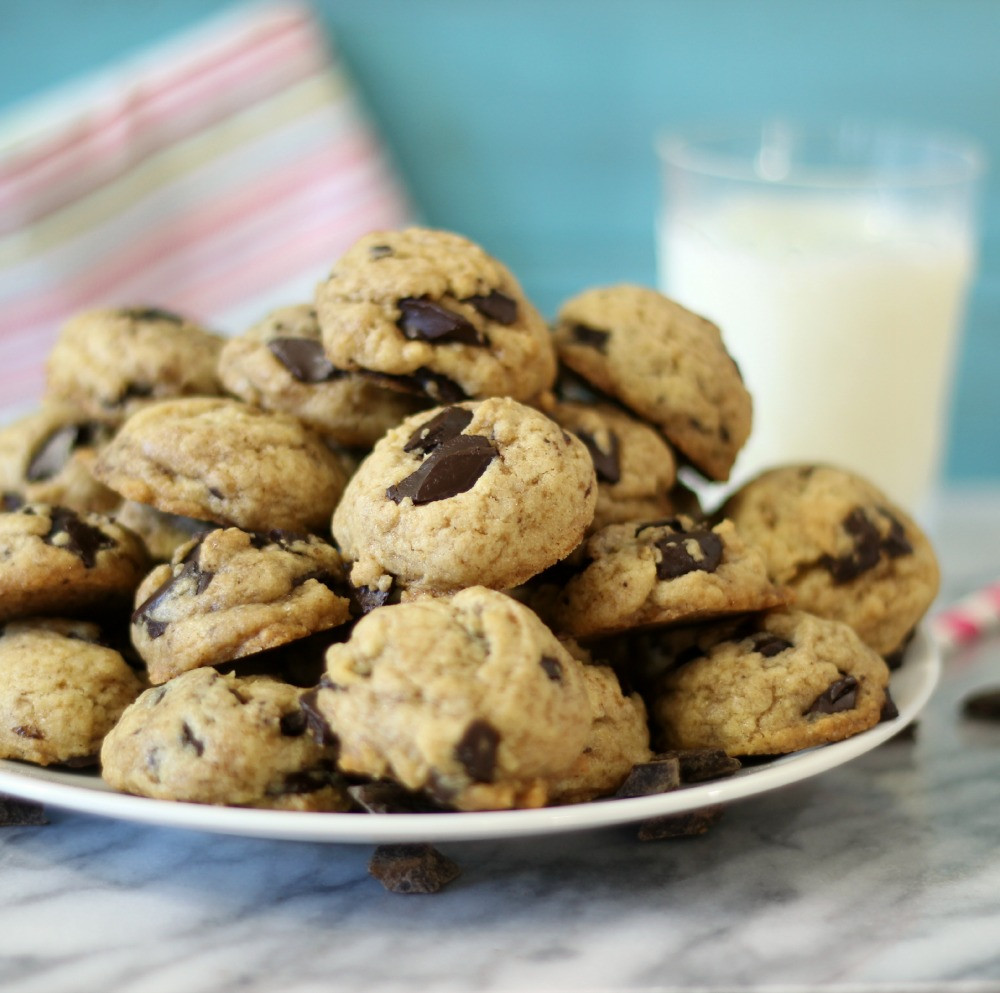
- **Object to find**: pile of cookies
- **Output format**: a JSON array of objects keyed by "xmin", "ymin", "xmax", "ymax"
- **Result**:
[{"xmin": 0, "ymin": 227, "xmax": 941, "ymax": 814}]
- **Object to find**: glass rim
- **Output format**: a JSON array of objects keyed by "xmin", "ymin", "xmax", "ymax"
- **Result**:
[{"xmin": 655, "ymin": 119, "xmax": 987, "ymax": 190}]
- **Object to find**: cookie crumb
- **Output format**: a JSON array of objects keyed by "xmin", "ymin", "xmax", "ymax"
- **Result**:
[
  {"xmin": 0, "ymin": 794, "xmax": 48, "ymax": 827},
  {"xmin": 637, "ymin": 805, "xmax": 724, "ymax": 842},
  {"xmin": 368, "ymin": 843, "xmax": 461, "ymax": 893}
]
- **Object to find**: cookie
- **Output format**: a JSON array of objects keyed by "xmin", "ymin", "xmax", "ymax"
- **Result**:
[
  {"xmin": 0, "ymin": 404, "xmax": 120, "ymax": 514},
  {"xmin": 546, "ymin": 641, "xmax": 653, "ymax": 804},
  {"xmin": 649, "ymin": 609, "xmax": 892, "ymax": 755},
  {"xmin": 45, "ymin": 307, "xmax": 225, "ymax": 422},
  {"xmin": 309, "ymin": 587, "xmax": 592, "ymax": 811},
  {"xmin": 315, "ymin": 227, "xmax": 557, "ymax": 404},
  {"xmin": 720, "ymin": 464, "xmax": 940, "ymax": 657},
  {"xmin": 0, "ymin": 503, "xmax": 149, "ymax": 622},
  {"xmin": 113, "ymin": 500, "xmax": 212, "ymax": 563},
  {"xmin": 130, "ymin": 527, "xmax": 353, "ymax": 685},
  {"xmin": 100, "ymin": 668, "xmax": 348, "ymax": 808},
  {"xmin": 544, "ymin": 400, "xmax": 679, "ymax": 533},
  {"xmin": 544, "ymin": 515, "xmax": 789, "ymax": 640},
  {"xmin": 217, "ymin": 303, "xmax": 425, "ymax": 447},
  {"xmin": 0, "ymin": 618, "xmax": 144, "ymax": 767},
  {"xmin": 332, "ymin": 397, "xmax": 597, "ymax": 597},
  {"xmin": 552, "ymin": 285, "xmax": 752, "ymax": 481},
  {"xmin": 92, "ymin": 397, "xmax": 347, "ymax": 533}
]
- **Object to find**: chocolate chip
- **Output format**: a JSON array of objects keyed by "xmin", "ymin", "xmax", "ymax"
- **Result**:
[
  {"xmin": 961, "ymin": 687, "xmax": 1000, "ymax": 721},
  {"xmin": 879, "ymin": 690, "xmax": 900, "ymax": 723},
  {"xmin": 822, "ymin": 507, "xmax": 912, "ymax": 584},
  {"xmin": 299, "ymin": 685, "xmax": 338, "ymax": 746},
  {"xmin": 880, "ymin": 507, "xmax": 914, "ymax": 558},
  {"xmin": 13, "ymin": 725, "xmax": 44, "ymax": 740},
  {"xmin": 43, "ymin": 506, "xmax": 115, "ymax": 568},
  {"xmin": 2, "ymin": 491, "xmax": 23, "ymax": 511},
  {"xmin": 369, "ymin": 244, "xmax": 394, "ymax": 259},
  {"xmin": 120, "ymin": 307, "xmax": 185, "ymax": 324},
  {"xmin": 120, "ymin": 382, "xmax": 154, "ymax": 401},
  {"xmin": 539, "ymin": 655, "xmax": 563, "ymax": 681},
  {"xmin": 570, "ymin": 324, "xmax": 610, "ymax": 352},
  {"xmin": 402, "ymin": 407, "xmax": 474, "ymax": 455},
  {"xmin": 387, "ymin": 434, "xmax": 497, "ymax": 505},
  {"xmin": 637, "ymin": 805, "xmax": 724, "ymax": 842},
  {"xmin": 274, "ymin": 763, "xmax": 340, "ymax": 796},
  {"xmin": 656, "ymin": 748, "xmax": 742, "ymax": 783},
  {"xmin": 463, "ymin": 290, "xmax": 518, "ymax": 325},
  {"xmin": 279, "ymin": 710, "xmax": 308, "ymax": 737},
  {"xmin": 574, "ymin": 429, "xmax": 621, "ymax": 484},
  {"xmin": 368, "ymin": 843, "xmax": 461, "ymax": 894},
  {"xmin": 615, "ymin": 756, "xmax": 681, "ymax": 798},
  {"xmin": 0, "ymin": 795, "xmax": 48, "ymax": 828},
  {"xmin": 132, "ymin": 538, "xmax": 213, "ymax": 638},
  {"xmin": 26, "ymin": 424, "xmax": 98, "ymax": 481},
  {"xmin": 807, "ymin": 675, "xmax": 859, "ymax": 715},
  {"xmin": 752, "ymin": 634, "xmax": 793, "ymax": 658},
  {"xmin": 653, "ymin": 529, "xmax": 723, "ymax": 579},
  {"xmin": 268, "ymin": 337, "xmax": 341, "ymax": 383},
  {"xmin": 180, "ymin": 722, "xmax": 204, "ymax": 756},
  {"xmin": 348, "ymin": 582, "xmax": 398, "ymax": 617},
  {"xmin": 396, "ymin": 297, "xmax": 485, "ymax": 346},
  {"xmin": 411, "ymin": 368, "xmax": 468, "ymax": 403},
  {"xmin": 348, "ymin": 782, "xmax": 449, "ymax": 815},
  {"xmin": 454, "ymin": 719, "xmax": 500, "ymax": 782}
]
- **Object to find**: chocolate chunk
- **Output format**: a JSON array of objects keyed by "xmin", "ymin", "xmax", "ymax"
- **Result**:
[
  {"xmin": 574, "ymin": 429, "xmax": 621, "ymax": 484},
  {"xmin": 369, "ymin": 244, "xmax": 394, "ymax": 259},
  {"xmin": 402, "ymin": 407, "xmax": 474, "ymax": 455},
  {"xmin": 879, "ymin": 507, "xmax": 914, "ymax": 558},
  {"xmin": 349, "ymin": 782, "xmax": 449, "ymax": 815},
  {"xmin": 454, "ymin": 719, "xmax": 499, "ymax": 782},
  {"xmin": 120, "ymin": 307, "xmax": 185, "ymax": 324},
  {"xmin": 2, "ymin": 491, "xmax": 23, "ymax": 511},
  {"xmin": 539, "ymin": 655, "xmax": 563, "ymax": 681},
  {"xmin": 0, "ymin": 795, "xmax": 48, "ymax": 828},
  {"xmin": 43, "ymin": 506, "xmax": 115, "ymax": 568},
  {"xmin": 879, "ymin": 690, "xmax": 900, "ymax": 723},
  {"xmin": 279, "ymin": 710, "xmax": 308, "ymax": 737},
  {"xmin": 464, "ymin": 290, "xmax": 518, "ymax": 325},
  {"xmin": 396, "ymin": 297, "xmax": 485, "ymax": 346},
  {"xmin": 807, "ymin": 674, "xmax": 859, "ymax": 715},
  {"xmin": 348, "ymin": 581, "xmax": 398, "ymax": 616},
  {"xmin": 653, "ymin": 529, "xmax": 723, "ymax": 579},
  {"xmin": 752, "ymin": 634, "xmax": 793, "ymax": 658},
  {"xmin": 637, "ymin": 805, "xmax": 724, "ymax": 842},
  {"xmin": 298, "ymin": 684, "xmax": 338, "ymax": 746},
  {"xmin": 368, "ymin": 843, "xmax": 461, "ymax": 894},
  {"xmin": 268, "ymin": 337, "xmax": 341, "ymax": 383},
  {"xmin": 615, "ymin": 756, "xmax": 681, "ymax": 798},
  {"xmin": 570, "ymin": 324, "xmax": 610, "ymax": 352},
  {"xmin": 132, "ymin": 539, "xmax": 213, "ymax": 638},
  {"xmin": 387, "ymin": 434, "xmax": 497, "ymax": 505},
  {"xmin": 26, "ymin": 424, "xmax": 98, "ymax": 481},
  {"xmin": 657, "ymin": 748, "xmax": 741, "ymax": 783},
  {"xmin": 822, "ymin": 506, "xmax": 911, "ymax": 584},
  {"xmin": 180, "ymin": 722, "xmax": 205, "ymax": 756},
  {"xmin": 410, "ymin": 368, "xmax": 468, "ymax": 403},
  {"xmin": 13, "ymin": 725, "xmax": 44, "ymax": 740},
  {"xmin": 274, "ymin": 763, "xmax": 339, "ymax": 796},
  {"xmin": 961, "ymin": 687, "xmax": 1000, "ymax": 721}
]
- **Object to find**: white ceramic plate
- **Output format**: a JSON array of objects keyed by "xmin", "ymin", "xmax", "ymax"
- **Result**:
[{"xmin": 0, "ymin": 627, "xmax": 940, "ymax": 844}]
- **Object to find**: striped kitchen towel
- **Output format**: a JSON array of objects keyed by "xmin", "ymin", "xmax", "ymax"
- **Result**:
[{"xmin": 0, "ymin": 0, "xmax": 416, "ymax": 420}]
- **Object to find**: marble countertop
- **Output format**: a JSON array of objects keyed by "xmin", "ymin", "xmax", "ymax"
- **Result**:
[{"xmin": 2, "ymin": 488, "xmax": 999, "ymax": 993}]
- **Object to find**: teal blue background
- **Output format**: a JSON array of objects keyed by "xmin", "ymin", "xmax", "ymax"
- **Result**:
[{"xmin": 2, "ymin": 0, "xmax": 998, "ymax": 482}]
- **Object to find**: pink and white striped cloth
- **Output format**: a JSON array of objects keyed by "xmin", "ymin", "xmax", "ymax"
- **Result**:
[{"xmin": 0, "ymin": 1, "xmax": 415, "ymax": 421}]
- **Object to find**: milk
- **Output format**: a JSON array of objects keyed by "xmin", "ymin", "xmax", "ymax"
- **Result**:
[{"xmin": 658, "ymin": 195, "xmax": 975, "ymax": 510}]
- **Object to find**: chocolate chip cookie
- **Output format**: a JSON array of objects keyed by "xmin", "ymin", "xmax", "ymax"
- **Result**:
[
  {"xmin": 131, "ymin": 526, "xmax": 353, "ymax": 685},
  {"xmin": 101, "ymin": 668, "xmax": 348, "ymax": 809},
  {"xmin": 720, "ymin": 464, "xmax": 940, "ymax": 657},
  {"xmin": 309, "ymin": 586, "xmax": 593, "ymax": 811},
  {"xmin": 315, "ymin": 227, "xmax": 557, "ymax": 404},
  {"xmin": 544, "ymin": 515, "xmax": 789, "ymax": 640},
  {"xmin": 45, "ymin": 306, "xmax": 225, "ymax": 421},
  {"xmin": 332, "ymin": 397, "xmax": 597, "ymax": 597},
  {"xmin": 0, "ymin": 618, "xmax": 144, "ymax": 767},
  {"xmin": 0, "ymin": 502, "xmax": 149, "ymax": 622},
  {"xmin": 218, "ymin": 303, "xmax": 425, "ymax": 447},
  {"xmin": 649, "ymin": 609, "xmax": 892, "ymax": 755},
  {"xmin": 93, "ymin": 398, "xmax": 347, "ymax": 533},
  {"xmin": 552, "ymin": 284, "xmax": 752, "ymax": 481}
]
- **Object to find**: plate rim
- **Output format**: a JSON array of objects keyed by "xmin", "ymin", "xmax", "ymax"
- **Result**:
[{"xmin": 0, "ymin": 626, "xmax": 941, "ymax": 844}]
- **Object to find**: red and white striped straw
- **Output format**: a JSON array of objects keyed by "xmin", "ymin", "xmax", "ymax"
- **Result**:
[{"xmin": 931, "ymin": 580, "xmax": 1000, "ymax": 655}]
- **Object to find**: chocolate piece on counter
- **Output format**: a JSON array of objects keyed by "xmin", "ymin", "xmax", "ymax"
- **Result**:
[
  {"xmin": 368, "ymin": 843, "xmax": 461, "ymax": 894},
  {"xmin": 348, "ymin": 782, "xmax": 449, "ymax": 815},
  {"xmin": 0, "ymin": 794, "xmax": 49, "ymax": 827},
  {"xmin": 387, "ymin": 434, "xmax": 497, "ymax": 505},
  {"xmin": 657, "ymin": 748, "xmax": 742, "ymax": 784},
  {"xmin": 962, "ymin": 686, "xmax": 1000, "ymax": 721},
  {"xmin": 615, "ymin": 756, "xmax": 681, "ymax": 798},
  {"xmin": 637, "ymin": 805, "xmax": 724, "ymax": 842},
  {"xmin": 396, "ymin": 297, "xmax": 485, "ymax": 347}
]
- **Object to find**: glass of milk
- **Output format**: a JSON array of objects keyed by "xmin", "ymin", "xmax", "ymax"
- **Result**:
[{"xmin": 656, "ymin": 120, "xmax": 984, "ymax": 513}]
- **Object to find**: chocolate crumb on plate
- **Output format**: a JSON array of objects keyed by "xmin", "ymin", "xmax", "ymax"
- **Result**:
[
  {"xmin": 368, "ymin": 843, "xmax": 461, "ymax": 894},
  {"xmin": 961, "ymin": 687, "xmax": 1000, "ymax": 721},
  {"xmin": 0, "ymin": 794, "xmax": 49, "ymax": 827},
  {"xmin": 658, "ymin": 748, "xmax": 742, "ymax": 783},
  {"xmin": 614, "ymin": 756, "xmax": 681, "ymax": 798},
  {"xmin": 348, "ymin": 782, "xmax": 449, "ymax": 815},
  {"xmin": 637, "ymin": 805, "xmax": 724, "ymax": 842}
]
